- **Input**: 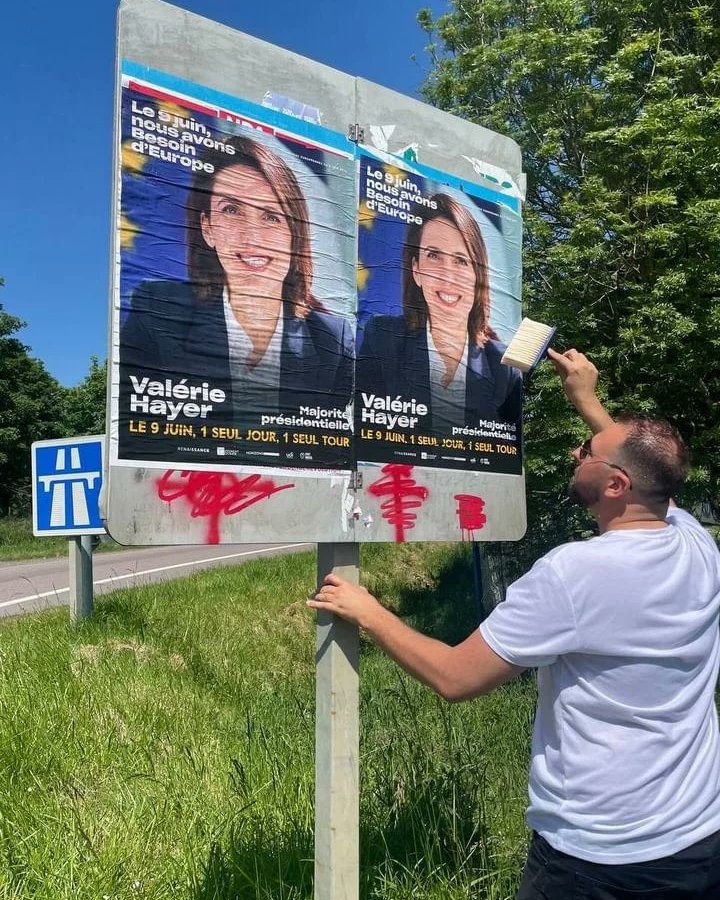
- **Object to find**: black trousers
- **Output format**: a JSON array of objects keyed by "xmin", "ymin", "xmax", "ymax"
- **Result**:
[{"xmin": 517, "ymin": 829, "xmax": 720, "ymax": 899}]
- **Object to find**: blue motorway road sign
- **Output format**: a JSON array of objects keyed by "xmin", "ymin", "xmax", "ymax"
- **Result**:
[{"xmin": 31, "ymin": 436, "xmax": 106, "ymax": 536}]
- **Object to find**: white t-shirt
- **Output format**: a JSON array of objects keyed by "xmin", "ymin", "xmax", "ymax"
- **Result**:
[{"xmin": 480, "ymin": 508, "xmax": 720, "ymax": 864}]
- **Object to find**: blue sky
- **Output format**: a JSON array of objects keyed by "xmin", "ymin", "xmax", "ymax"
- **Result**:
[{"xmin": 2, "ymin": 0, "xmax": 447, "ymax": 388}]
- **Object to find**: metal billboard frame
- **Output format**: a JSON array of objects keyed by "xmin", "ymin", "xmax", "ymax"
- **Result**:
[{"xmin": 107, "ymin": 0, "xmax": 526, "ymax": 546}]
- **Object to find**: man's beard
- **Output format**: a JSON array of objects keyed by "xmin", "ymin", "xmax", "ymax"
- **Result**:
[{"xmin": 568, "ymin": 475, "xmax": 601, "ymax": 509}]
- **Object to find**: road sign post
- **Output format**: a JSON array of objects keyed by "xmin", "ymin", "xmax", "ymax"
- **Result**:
[
  {"xmin": 69, "ymin": 535, "xmax": 94, "ymax": 621},
  {"xmin": 315, "ymin": 542, "xmax": 360, "ymax": 900}
]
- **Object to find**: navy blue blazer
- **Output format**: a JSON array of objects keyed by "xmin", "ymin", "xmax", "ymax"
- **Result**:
[
  {"xmin": 120, "ymin": 280, "xmax": 354, "ymax": 422},
  {"xmin": 357, "ymin": 315, "xmax": 522, "ymax": 430}
]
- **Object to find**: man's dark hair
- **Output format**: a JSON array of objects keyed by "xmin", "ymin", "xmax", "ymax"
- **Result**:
[{"xmin": 614, "ymin": 414, "xmax": 690, "ymax": 505}]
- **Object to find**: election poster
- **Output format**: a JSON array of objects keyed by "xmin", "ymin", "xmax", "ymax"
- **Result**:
[
  {"xmin": 111, "ymin": 63, "xmax": 356, "ymax": 472},
  {"xmin": 354, "ymin": 152, "xmax": 523, "ymax": 475}
]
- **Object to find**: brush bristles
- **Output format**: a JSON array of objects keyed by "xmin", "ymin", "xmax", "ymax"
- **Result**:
[{"xmin": 501, "ymin": 318, "xmax": 556, "ymax": 373}]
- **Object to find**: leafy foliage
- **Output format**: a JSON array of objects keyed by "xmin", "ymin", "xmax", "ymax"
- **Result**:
[
  {"xmin": 420, "ymin": 0, "xmax": 720, "ymax": 557},
  {"xmin": 0, "ymin": 279, "xmax": 107, "ymax": 517},
  {"xmin": 0, "ymin": 297, "xmax": 66, "ymax": 517},
  {"xmin": 63, "ymin": 357, "xmax": 107, "ymax": 438}
]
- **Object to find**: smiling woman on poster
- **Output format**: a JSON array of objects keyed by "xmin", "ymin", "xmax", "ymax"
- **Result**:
[
  {"xmin": 120, "ymin": 133, "xmax": 354, "ymax": 441},
  {"xmin": 357, "ymin": 192, "xmax": 522, "ymax": 433}
]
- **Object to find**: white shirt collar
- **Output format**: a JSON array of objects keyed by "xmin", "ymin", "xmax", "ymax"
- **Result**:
[
  {"xmin": 426, "ymin": 323, "xmax": 468, "ymax": 429},
  {"xmin": 223, "ymin": 288, "xmax": 284, "ymax": 388}
]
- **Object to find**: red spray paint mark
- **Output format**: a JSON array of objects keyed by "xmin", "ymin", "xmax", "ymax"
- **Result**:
[
  {"xmin": 454, "ymin": 494, "xmax": 487, "ymax": 540},
  {"xmin": 157, "ymin": 470, "xmax": 295, "ymax": 544},
  {"xmin": 367, "ymin": 464, "xmax": 429, "ymax": 543}
]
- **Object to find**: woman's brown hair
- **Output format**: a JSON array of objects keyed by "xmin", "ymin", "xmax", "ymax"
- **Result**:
[
  {"xmin": 402, "ymin": 193, "xmax": 497, "ymax": 345},
  {"xmin": 186, "ymin": 134, "xmax": 315, "ymax": 317}
]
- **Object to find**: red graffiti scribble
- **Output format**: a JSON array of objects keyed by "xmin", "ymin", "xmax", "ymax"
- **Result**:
[
  {"xmin": 368, "ymin": 464, "xmax": 429, "ymax": 543},
  {"xmin": 157, "ymin": 470, "xmax": 295, "ymax": 544},
  {"xmin": 454, "ymin": 494, "xmax": 487, "ymax": 540}
]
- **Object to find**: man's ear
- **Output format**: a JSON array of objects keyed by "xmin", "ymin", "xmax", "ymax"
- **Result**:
[{"xmin": 605, "ymin": 470, "xmax": 631, "ymax": 500}]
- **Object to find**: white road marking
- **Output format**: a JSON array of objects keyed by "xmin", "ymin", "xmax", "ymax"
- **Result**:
[{"xmin": 1, "ymin": 543, "xmax": 313, "ymax": 610}]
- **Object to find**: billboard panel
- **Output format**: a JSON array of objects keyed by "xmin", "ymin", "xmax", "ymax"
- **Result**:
[{"xmin": 107, "ymin": 0, "xmax": 527, "ymax": 543}]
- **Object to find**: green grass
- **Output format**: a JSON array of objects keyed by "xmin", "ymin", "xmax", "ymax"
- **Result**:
[
  {"xmin": 0, "ymin": 518, "xmax": 123, "ymax": 561},
  {"xmin": 0, "ymin": 544, "xmax": 535, "ymax": 899}
]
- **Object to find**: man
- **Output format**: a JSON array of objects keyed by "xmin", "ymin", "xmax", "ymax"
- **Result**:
[{"xmin": 308, "ymin": 348, "xmax": 720, "ymax": 899}]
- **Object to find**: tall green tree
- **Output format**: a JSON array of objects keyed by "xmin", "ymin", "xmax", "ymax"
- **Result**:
[
  {"xmin": 420, "ymin": 0, "xmax": 720, "ymax": 559},
  {"xmin": 0, "ymin": 296, "xmax": 66, "ymax": 516},
  {"xmin": 63, "ymin": 357, "xmax": 107, "ymax": 437}
]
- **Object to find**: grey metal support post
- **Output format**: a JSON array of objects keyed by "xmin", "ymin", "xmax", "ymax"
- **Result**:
[
  {"xmin": 68, "ymin": 535, "xmax": 94, "ymax": 621},
  {"xmin": 315, "ymin": 542, "xmax": 360, "ymax": 900}
]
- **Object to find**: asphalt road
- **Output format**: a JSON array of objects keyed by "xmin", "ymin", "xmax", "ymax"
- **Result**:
[{"xmin": 0, "ymin": 542, "xmax": 314, "ymax": 618}]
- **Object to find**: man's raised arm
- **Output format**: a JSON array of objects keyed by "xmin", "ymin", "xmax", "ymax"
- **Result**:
[{"xmin": 547, "ymin": 347, "xmax": 615, "ymax": 434}]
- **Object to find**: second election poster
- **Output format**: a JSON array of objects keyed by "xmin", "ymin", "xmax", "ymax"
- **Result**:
[{"xmin": 354, "ymin": 152, "xmax": 523, "ymax": 475}]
